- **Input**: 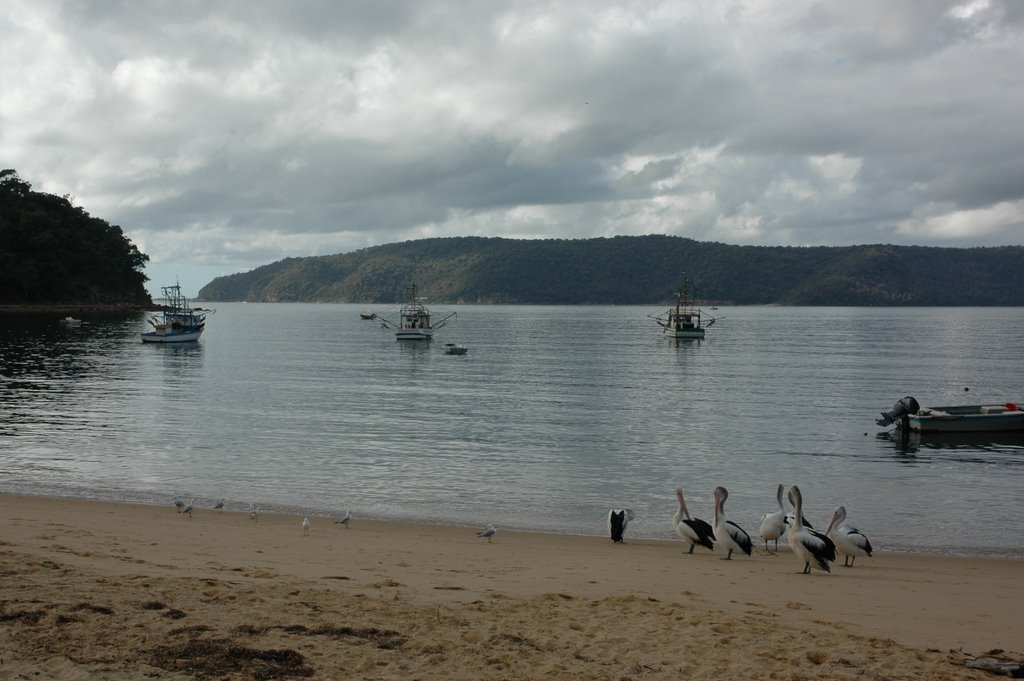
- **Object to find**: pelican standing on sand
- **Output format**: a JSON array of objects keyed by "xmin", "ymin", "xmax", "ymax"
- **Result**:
[
  {"xmin": 608, "ymin": 509, "xmax": 634, "ymax": 543},
  {"xmin": 712, "ymin": 487, "xmax": 753, "ymax": 559},
  {"xmin": 826, "ymin": 505, "xmax": 873, "ymax": 567},
  {"xmin": 786, "ymin": 486, "xmax": 836, "ymax": 574},
  {"xmin": 477, "ymin": 525, "xmax": 497, "ymax": 542},
  {"xmin": 673, "ymin": 488, "xmax": 715, "ymax": 554},
  {"xmin": 759, "ymin": 484, "xmax": 787, "ymax": 553}
]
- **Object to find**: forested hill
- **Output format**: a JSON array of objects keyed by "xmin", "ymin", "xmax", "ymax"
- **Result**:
[
  {"xmin": 198, "ymin": 235, "xmax": 1024, "ymax": 306},
  {"xmin": 0, "ymin": 170, "xmax": 151, "ymax": 306}
]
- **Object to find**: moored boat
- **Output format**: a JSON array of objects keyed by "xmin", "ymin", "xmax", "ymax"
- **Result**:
[
  {"xmin": 141, "ymin": 284, "xmax": 214, "ymax": 343},
  {"xmin": 876, "ymin": 396, "xmax": 1024, "ymax": 433},
  {"xmin": 652, "ymin": 277, "xmax": 715, "ymax": 339},
  {"xmin": 377, "ymin": 284, "xmax": 455, "ymax": 341},
  {"xmin": 443, "ymin": 342, "xmax": 468, "ymax": 355}
]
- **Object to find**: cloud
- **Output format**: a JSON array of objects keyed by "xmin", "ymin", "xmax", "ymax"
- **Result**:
[{"xmin": 2, "ymin": 0, "xmax": 1022, "ymax": 295}]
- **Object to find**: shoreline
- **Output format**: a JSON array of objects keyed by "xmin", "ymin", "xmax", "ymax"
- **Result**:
[{"xmin": 1, "ymin": 493, "xmax": 1020, "ymax": 679}]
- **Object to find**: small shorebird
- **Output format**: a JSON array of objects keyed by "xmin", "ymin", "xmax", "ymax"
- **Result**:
[
  {"xmin": 173, "ymin": 497, "xmax": 186, "ymax": 513},
  {"xmin": 212, "ymin": 499, "xmax": 224, "ymax": 511},
  {"xmin": 477, "ymin": 525, "xmax": 497, "ymax": 542},
  {"xmin": 248, "ymin": 503, "xmax": 259, "ymax": 521},
  {"xmin": 712, "ymin": 487, "xmax": 753, "ymax": 559},
  {"xmin": 826, "ymin": 505, "xmax": 873, "ymax": 567},
  {"xmin": 181, "ymin": 498, "xmax": 195, "ymax": 519},
  {"xmin": 302, "ymin": 517, "xmax": 311, "ymax": 536},
  {"xmin": 336, "ymin": 510, "xmax": 352, "ymax": 528}
]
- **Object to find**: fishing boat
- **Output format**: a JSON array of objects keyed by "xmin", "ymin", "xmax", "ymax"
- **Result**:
[
  {"xmin": 359, "ymin": 313, "xmax": 377, "ymax": 320},
  {"xmin": 653, "ymin": 277, "xmax": 715, "ymax": 339},
  {"xmin": 141, "ymin": 284, "xmax": 214, "ymax": 343},
  {"xmin": 59, "ymin": 316, "xmax": 82, "ymax": 326},
  {"xmin": 443, "ymin": 342, "xmax": 468, "ymax": 355},
  {"xmin": 876, "ymin": 396, "xmax": 1024, "ymax": 433},
  {"xmin": 377, "ymin": 284, "xmax": 456, "ymax": 341}
]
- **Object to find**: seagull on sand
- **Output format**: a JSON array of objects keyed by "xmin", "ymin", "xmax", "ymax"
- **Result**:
[
  {"xmin": 477, "ymin": 525, "xmax": 497, "ymax": 542},
  {"xmin": 173, "ymin": 497, "xmax": 186, "ymax": 513},
  {"xmin": 248, "ymin": 503, "xmax": 259, "ymax": 521},
  {"xmin": 181, "ymin": 498, "xmax": 195, "ymax": 518},
  {"xmin": 335, "ymin": 510, "xmax": 352, "ymax": 528},
  {"xmin": 302, "ymin": 517, "xmax": 311, "ymax": 536},
  {"xmin": 212, "ymin": 499, "xmax": 224, "ymax": 511}
]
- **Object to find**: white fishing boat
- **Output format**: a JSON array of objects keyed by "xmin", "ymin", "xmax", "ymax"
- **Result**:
[
  {"xmin": 59, "ymin": 316, "xmax": 82, "ymax": 326},
  {"xmin": 141, "ymin": 284, "xmax": 214, "ymax": 343},
  {"xmin": 377, "ymin": 284, "xmax": 455, "ymax": 341},
  {"xmin": 876, "ymin": 396, "xmax": 1024, "ymax": 433},
  {"xmin": 653, "ymin": 277, "xmax": 715, "ymax": 339},
  {"xmin": 443, "ymin": 342, "xmax": 468, "ymax": 355}
]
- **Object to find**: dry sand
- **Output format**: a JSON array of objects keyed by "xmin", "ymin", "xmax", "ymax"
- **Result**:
[{"xmin": 1, "ymin": 493, "xmax": 1020, "ymax": 680}]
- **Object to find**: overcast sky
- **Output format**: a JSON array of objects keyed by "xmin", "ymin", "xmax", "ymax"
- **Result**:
[{"xmin": 3, "ymin": 1, "xmax": 1022, "ymax": 296}]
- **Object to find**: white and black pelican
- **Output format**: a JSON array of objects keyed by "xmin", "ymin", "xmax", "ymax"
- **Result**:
[
  {"xmin": 712, "ymin": 487, "xmax": 753, "ymax": 559},
  {"xmin": 786, "ymin": 486, "xmax": 836, "ymax": 574},
  {"xmin": 758, "ymin": 484, "xmax": 787, "ymax": 553},
  {"xmin": 608, "ymin": 509, "xmax": 634, "ymax": 543},
  {"xmin": 673, "ymin": 488, "xmax": 715, "ymax": 554},
  {"xmin": 826, "ymin": 505, "xmax": 873, "ymax": 567},
  {"xmin": 477, "ymin": 525, "xmax": 497, "ymax": 542},
  {"xmin": 784, "ymin": 511, "xmax": 814, "ymax": 529}
]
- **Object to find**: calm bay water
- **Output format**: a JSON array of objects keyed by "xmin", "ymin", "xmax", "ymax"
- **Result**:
[{"xmin": 2, "ymin": 303, "xmax": 1022, "ymax": 558}]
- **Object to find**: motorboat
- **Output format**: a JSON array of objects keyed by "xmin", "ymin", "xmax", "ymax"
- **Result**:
[
  {"xmin": 59, "ymin": 316, "xmax": 82, "ymax": 326},
  {"xmin": 443, "ymin": 342, "xmax": 468, "ymax": 355},
  {"xmin": 141, "ymin": 284, "xmax": 214, "ymax": 343},
  {"xmin": 377, "ymin": 284, "xmax": 455, "ymax": 341},
  {"xmin": 876, "ymin": 396, "xmax": 1024, "ymax": 433},
  {"xmin": 652, "ymin": 277, "xmax": 716, "ymax": 339}
]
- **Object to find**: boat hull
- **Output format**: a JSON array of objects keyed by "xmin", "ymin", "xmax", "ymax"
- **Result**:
[
  {"xmin": 141, "ymin": 330, "xmax": 203, "ymax": 343},
  {"xmin": 906, "ymin": 405, "xmax": 1024, "ymax": 433},
  {"xmin": 396, "ymin": 329, "xmax": 433, "ymax": 341},
  {"xmin": 665, "ymin": 328, "xmax": 705, "ymax": 339}
]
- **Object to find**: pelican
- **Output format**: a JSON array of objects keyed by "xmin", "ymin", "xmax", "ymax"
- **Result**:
[
  {"xmin": 826, "ymin": 506, "xmax": 873, "ymax": 567},
  {"xmin": 785, "ymin": 511, "xmax": 814, "ymax": 529},
  {"xmin": 608, "ymin": 509, "xmax": 634, "ymax": 543},
  {"xmin": 673, "ymin": 488, "xmax": 715, "ymax": 554},
  {"xmin": 302, "ymin": 517, "xmax": 311, "ymax": 536},
  {"xmin": 212, "ymin": 499, "xmax": 224, "ymax": 511},
  {"xmin": 712, "ymin": 487, "xmax": 752, "ymax": 559},
  {"xmin": 336, "ymin": 510, "xmax": 352, "ymax": 528},
  {"xmin": 181, "ymin": 498, "xmax": 195, "ymax": 518},
  {"xmin": 758, "ymin": 484, "xmax": 787, "ymax": 553},
  {"xmin": 786, "ymin": 486, "xmax": 836, "ymax": 574},
  {"xmin": 477, "ymin": 525, "xmax": 497, "ymax": 542},
  {"xmin": 172, "ymin": 497, "xmax": 186, "ymax": 513}
]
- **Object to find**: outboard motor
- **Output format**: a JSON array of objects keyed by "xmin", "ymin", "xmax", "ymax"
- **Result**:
[{"xmin": 876, "ymin": 396, "xmax": 920, "ymax": 427}]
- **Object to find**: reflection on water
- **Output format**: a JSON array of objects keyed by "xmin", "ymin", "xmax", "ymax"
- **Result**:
[{"xmin": 878, "ymin": 429, "xmax": 1024, "ymax": 457}]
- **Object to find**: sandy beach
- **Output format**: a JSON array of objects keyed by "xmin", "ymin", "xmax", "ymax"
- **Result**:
[{"xmin": 1, "ymin": 494, "xmax": 1020, "ymax": 680}]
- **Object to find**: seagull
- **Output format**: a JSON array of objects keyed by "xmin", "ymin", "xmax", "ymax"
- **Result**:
[
  {"xmin": 608, "ymin": 509, "xmax": 634, "ymax": 543},
  {"xmin": 302, "ymin": 517, "xmax": 311, "ymax": 536},
  {"xmin": 248, "ymin": 503, "xmax": 259, "ymax": 521},
  {"xmin": 673, "ymin": 488, "xmax": 715, "ymax": 554},
  {"xmin": 759, "ymin": 484, "xmax": 787, "ymax": 553},
  {"xmin": 826, "ymin": 505, "xmax": 873, "ymax": 567},
  {"xmin": 181, "ymin": 498, "xmax": 195, "ymax": 518},
  {"xmin": 712, "ymin": 487, "xmax": 753, "ymax": 560},
  {"xmin": 335, "ymin": 510, "xmax": 352, "ymax": 528},
  {"xmin": 477, "ymin": 525, "xmax": 497, "ymax": 542},
  {"xmin": 212, "ymin": 499, "xmax": 224, "ymax": 511},
  {"xmin": 786, "ymin": 486, "xmax": 836, "ymax": 574},
  {"xmin": 173, "ymin": 497, "xmax": 186, "ymax": 513}
]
